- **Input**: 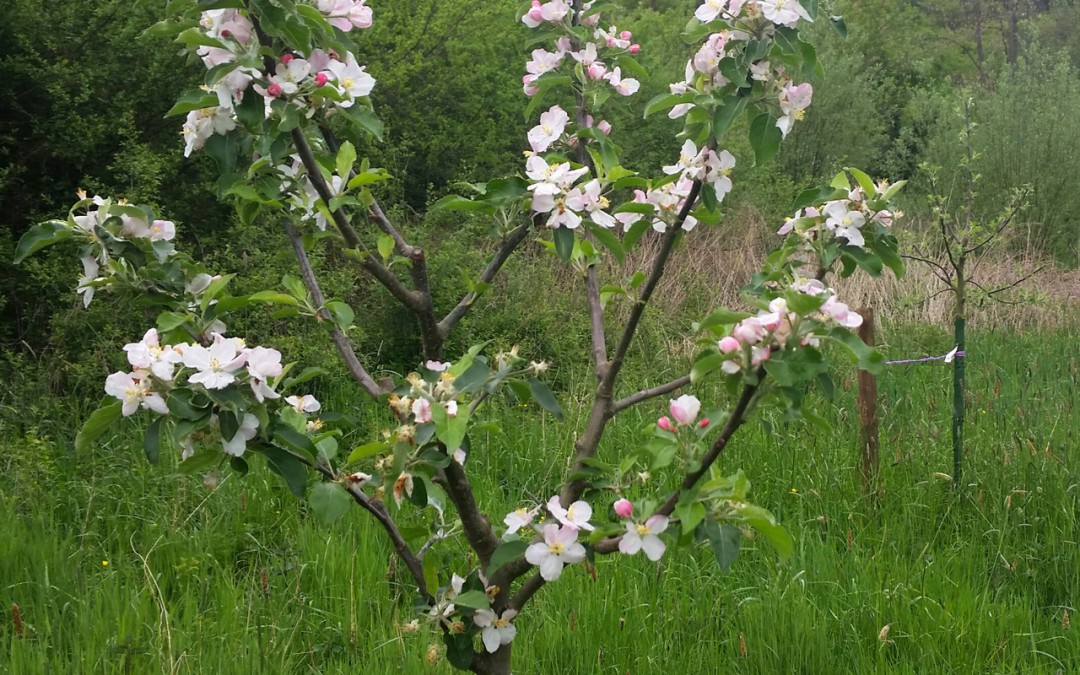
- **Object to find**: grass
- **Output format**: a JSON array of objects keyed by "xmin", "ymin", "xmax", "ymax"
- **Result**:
[{"xmin": 1, "ymin": 325, "xmax": 1077, "ymax": 674}]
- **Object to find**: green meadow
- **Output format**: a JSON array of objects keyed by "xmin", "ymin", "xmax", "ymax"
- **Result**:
[{"xmin": 3, "ymin": 325, "xmax": 1076, "ymax": 673}]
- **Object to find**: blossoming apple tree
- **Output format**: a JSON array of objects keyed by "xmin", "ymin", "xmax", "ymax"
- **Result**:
[{"xmin": 15, "ymin": 0, "xmax": 904, "ymax": 672}]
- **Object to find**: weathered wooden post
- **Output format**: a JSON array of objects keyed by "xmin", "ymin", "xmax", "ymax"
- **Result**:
[{"xmin": 857, "ymin": 307, "xmax": 879, "ymax": 495}]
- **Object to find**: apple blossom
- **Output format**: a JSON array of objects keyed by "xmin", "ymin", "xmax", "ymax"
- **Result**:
[
  {"xmin": 777, "ymin": 82, "xmax": 813, "ymax": 138},
  {"xmin": 222, "ymin": 413, "xmax": 259, "ymax": 457},
  {"xmin": 718, "ymin": 336, "xmax": 741, "ymax": 354},
  {"xmin": 317, "ymin": 0, "xmax": 373, "ymax": 32},
  {"xmin": 669, "ymin": 394, "xmax": 701, "ymax": 425},
  {"xmin": 412, "ymin": 397, "xmax": 433, "ymax": 424},
  {"xmin": 183, "ymin": 333, "xmax": 246, "ymax": 389},
  {"xmin": 149, "ymin": 220, "xmax": 176, "ymax": 241},
  {"xmin": 393, "ymin": 472, "xmax": 415, "ymax": 507},
  {"xmin": 77, "ymin": 256, "xmax": 100, "ymax": 308},
  {"xmin": 618, "ymin": 515, "xmax": 669, "ymax": 561},
  {"xmin": 105, "ymin": 371, "xmax": 168, "ymax": 417},
  {"xmin": 525, "ymin": 523, "xmax": 586, "ymax": 581},
  {"xmin": 613, "ymin": 498, "xmax": 633, "ymax": 519},
  {"xmin": 527, "ymin": 105, "xmax": 569, "ymax": 153},
  {"xmin": 247, "ymin": 347, "xmax": 283, "ymax": 402},
  {"xmin": 425, "ymin": 360, "xmax": 450, "ymax": 372},
  {"xmin": 822, "ymin": 200, "xmax": 867, "ymax": 247},
  {"xmin": 503, "ymin": 505, "xmax": 540, "ymax": 536},
  {"xmin": 124, "ymin": 329, "xmax": 182, "ymax": 381},
  {"xmin": 546, "ymin": 495, "xmax": 595, "ymax": 531},
  {"xmin": 657, "ymin": 416, "xmax": 674, "ymax": 432},
  {"xmin": 565, "ymin": 179, "xmax": 617, "ymax": 228},
  {"xmin": 182, "ymin": 107, "xmax": 237, "ymax": 158},
  {"xmin": 474, "ymin": 609, "xmax": 518, "ymax": 653},
  {"xmin": 759, "ymin": 0, "xmax": 813, "ymax": 28},
  {"xmin": 286, "ymin": 394, "xmax": 322, "ymax": 414},
  {"xmin": 325, "ymin": 52, "xmax": 376, "ymax": 106},
  {"xmin": 603, "ymin": 67, "xmax": 639, "ymax": 96}
]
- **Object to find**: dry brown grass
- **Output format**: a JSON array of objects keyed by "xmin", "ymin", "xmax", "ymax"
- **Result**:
[{"xmin": 547, "ymin": 205, "xmax": 1079, "ymax": 340}]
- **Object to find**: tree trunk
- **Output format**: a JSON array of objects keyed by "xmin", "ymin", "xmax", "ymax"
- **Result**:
[{"xmin": 471, "ymin": 644, "xmax": 513, "ymax": 675}]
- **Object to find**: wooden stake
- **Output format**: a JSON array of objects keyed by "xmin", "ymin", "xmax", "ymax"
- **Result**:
[{"xmin": 857, "ymin": 307, "xmax": 879, "ymax": 495}]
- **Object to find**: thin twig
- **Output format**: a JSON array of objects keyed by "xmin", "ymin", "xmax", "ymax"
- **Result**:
[
  {"xmin": 283, "ymin": 222, "xmax": 383, "ymax": 399},
  {"xmin": 610, "ymin": 374, "xmax": 692, "ymax": 415}
]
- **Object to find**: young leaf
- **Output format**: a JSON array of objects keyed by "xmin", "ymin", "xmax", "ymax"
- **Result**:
[
  {"xmin": 14, "ymin": 221, "xmax": 71, "ymax": 264},
  {"xmin": 310, "ymin": 482, "xmax": 352, "ymax": 524},
  {"xmin": 75, "ymin": 401, "xmax": 123, "ymax": 454},
  {"xmin": 487, "ymin": 540, "xmax": 528, "ymax": 576},
  {"xmin": 335, "ymin": 141, "xmax": 357, "ymax": 182},
  {"xmin": 748, "ymin": 113, "xmax": 782, "ymax": 166},
  {"xmin": 701, "ymin": 521, "xmax": 742, "ymax": 571},
  {"xmin": 553, "ymin": 226, "xmax": 574, "ymax": 263},
  {"xmin": 527, "ymin": 379, "xmax": 563, "ymax": 421}
]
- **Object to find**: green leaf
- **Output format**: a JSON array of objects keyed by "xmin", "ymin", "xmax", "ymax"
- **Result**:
[
  {"xmin": 825, "ymin": 327, "xmax": 885, "ymax": 374},
  {"xmin": 697, "ymin": 308, "xmax": 753, "ymax": 332},
  {"xmin": 431, "ymin": 194, "xmax": 494, "ymax": 215},
  {"xmin": 156, "ymin": 311, "xmax": 189, "ymax": 332},
  {"xmin": 145, "ymin": 416, "xmax": 163, "ymax": 464},
  {"xmin": 676, "ymin": 500, "xmax": 707, "ymax": 536},
  {"xmin": 75, "ymin": 401, "xmax": 123, "ymax": 454},
  {"xmin": 257, "ymin": 443, "xmax": 310, "ymax": 498},
  {"xmin": 506, "ymin": 379, "xmax": 532, "ymax": 404},
  {"xmin": 418, "ymin": 475, "xmax": 447, "ymax": 517},
  {"xmin": 553, "ymin": 226, "xmax": 574, "ymax": 263},
  {"xmin": 643, "ymin": 92, "xmax": 695, "ymax": 118},
  {"xmin": 586, "ymin": 222, "xmax": 624, "ymax": 264},
  {"xmin": 273, "ymin": 425, "xmax": 318, "ymax": 460},
  {"xmin": 432, "ymin": 403, "xmax": 470, "ymax": 454},
  {"xmin": 748, "ymin": 113, "xmax": 782, "ymax": 166},
  {"xmin": 444, "ymin": 633, "xmax": 474, "ymax": 670},
  {"xmin": 527, "ymin": 379, "xmax": 562, "ymax": 421},
  {"xmin": 487, "ymin": 540, "xmax": 528, "ymax": 576},
  {"xmin": 701, "ymin": 521, "xmax": 741, "ymax": 571},
  {"xmin": 452, "ymin": 590, "xmax": 490, "ymax": 610},
  {"xmin": 846, "ymin": 167, "xmax": 876, "ymax": 197},
  {"xmin": 712, "ymin": 93, "xmax": 747, "ymax": 141},
  {"xmin": 229, "ymin": 456, "xmax": 249, "ymax": 476},
  {"xmin": 324, "ymin": 300, "xmax": 354, "ymax": 329},
  {"xmin": 335, "ymin": 141, "xmax": 356, "ymax": 181},
  {"xmin": 376, "ymin": 233, "xmax": 394, "ymax": 261},
  {"xmin": 830, "ymin": 15, "xmax": 848, "ymax": 39},
  {"xmin": 348, "ymin": 441, "xmax": 389, "ymax": 463},
  {"xmin": 248, "ymin": 291, "xmax": 300, "ymax": 306},
  {"xmin": 234, "ymin": 86, "xmax": 265, "ymax": 129},
  {"xmin": 690, "ymin": 352, "xmax": 727, "ymax": 383},
  {"xmin": 344, "ymin": 105, "xmax": 383, "ymax": 140},
  {"xmin": 165, "ymin": 90, "xmax": 220, "ymax": 117},
  {"xmin": 310, "ymin": 482, "xmax": 352, "ymax": 524},
  {"xmin": 732, "ymin": 503, "xmax": 794, "ymax": 559},
  {"xmin": 14, "ymin": 221, "xmax": 71, "ymax": 264}
]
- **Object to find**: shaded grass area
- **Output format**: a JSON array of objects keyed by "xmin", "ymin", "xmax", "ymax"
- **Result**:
[{"xmin": 1, "ymin": 327, "xmax": 1077, "ymax": 673}]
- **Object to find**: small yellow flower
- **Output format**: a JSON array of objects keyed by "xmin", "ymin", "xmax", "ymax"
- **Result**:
[
  {"xmin": 101, "ymin": 560, "xmax": 109, "ymax": 567},
  {"xmin": 790, "ymin": 488, "xmax": 798, "ymax": 494}
]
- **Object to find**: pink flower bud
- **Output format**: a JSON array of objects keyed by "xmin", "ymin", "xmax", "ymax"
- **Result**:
[
  {"xmin": 629, "ymin": 44, "xmax": 641, "ymax": 54},
  {"xmin": 587, "ymin": 63, "xmax": 607, "ymax": 80},
  {"xmin": 528, "ymin": 1, "xmax": 543, "ymax": 21},
  {"xmin": 719, "ymin": 336, "xmax": 741, "ymax": 353},
  {"xmin": 699, "ymin": 418, "xmax": 710, "ymax": 429},
  {"xmin": 267, "ymin": 83, "xmax": 283, "ymax": 98},
  {"xmin": 597, "ymin": 120, "xmax": 612, "ymax": 135},
  {"xmin": 657, "ymin": 416, "xmax": 674, "ymax": 432},
  {"xmin": 620, "ymin": 31, "xmax": 632, "ymax": 40},
  {"xmin": 315, "ymin": 72, "xmax": 329, "ymax": 87},
  {"xmin": 281, "ymin": 53, "xmax": 294, "ymax": 64},
  {"xmin": 613, "ymin": 498, "xmax": 633, "ymax": 519},
  {"xmin": 669, "ymin": 395, "xmax": 701, "ymax": 426}
]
